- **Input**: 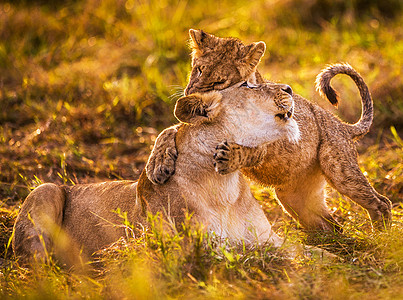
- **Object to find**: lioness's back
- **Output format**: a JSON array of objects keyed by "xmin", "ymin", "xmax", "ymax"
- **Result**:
[
  {"xmin": 13, "ymin": 181, "xmax": 139, "ymax": 261},
  {"xmin": 61, "ymin": 181, "xmax": 139, "ymax": 256}
]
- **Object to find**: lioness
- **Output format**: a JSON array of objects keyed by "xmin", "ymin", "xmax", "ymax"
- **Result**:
[
  {"xmin": 146, "ymin": 29, "xmax": 392, "ymax": 232},
  {"xmin": 13, "ymin": 81, "xmax": 299, "ymax": 263}
]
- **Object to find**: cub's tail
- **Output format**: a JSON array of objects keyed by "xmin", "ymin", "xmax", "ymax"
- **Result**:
[{"xmin": 315, "ymin": 63, "xmax": 373, "ymax": 140}]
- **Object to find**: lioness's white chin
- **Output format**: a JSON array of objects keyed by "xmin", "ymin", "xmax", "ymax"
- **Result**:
[{"xmin": 286, "ymin": 119, "xmax": 301, "ymax": 144}]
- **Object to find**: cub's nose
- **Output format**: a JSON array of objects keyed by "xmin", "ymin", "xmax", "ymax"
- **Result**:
[{"xmin": 281, "ymin": 85, "xmax": 293, "ymax": 96}]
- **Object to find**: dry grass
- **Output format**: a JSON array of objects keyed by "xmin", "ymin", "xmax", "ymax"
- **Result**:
[{"xmin": 0, "ymin": 0, "xmax": 402, "ymax": 298}]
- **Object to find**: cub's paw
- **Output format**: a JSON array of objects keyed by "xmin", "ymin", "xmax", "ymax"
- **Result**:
[
  {"xmin": 213, "ymin": 141, "xmax": 242, "ymax": 175},
  {"xmin": 147, "ymin": 147, "xmax": 178, "ymax": 184},
  {"xmin": 372, "ymin": 196, "xmax": 392, "ymax": 231}
]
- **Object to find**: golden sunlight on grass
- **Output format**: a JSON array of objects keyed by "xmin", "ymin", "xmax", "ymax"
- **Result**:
[{"xmin": 0, "ymin": 0, "xmax": 402, "ymax": 298}]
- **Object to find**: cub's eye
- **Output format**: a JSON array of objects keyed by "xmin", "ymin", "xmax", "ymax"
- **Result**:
[
  {"xmin": 196, "ymin": 66, "xmax": 202, "ymax": 77},
  {"xmin": 214, "ymin": 80, "xmax": 226, "ymax": 85},
  {"xmin": 241, "ymin": 81, "xmax": 248, "ymax": 87}
]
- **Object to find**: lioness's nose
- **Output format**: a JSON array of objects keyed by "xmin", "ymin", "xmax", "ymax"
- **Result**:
[
  {"xmin": 276, "ymin": 108, "xmax": 293, "ymax": 121},
  {"xmin": 281, "ymin": 85, "xmax": 293, "ymax": 96}
]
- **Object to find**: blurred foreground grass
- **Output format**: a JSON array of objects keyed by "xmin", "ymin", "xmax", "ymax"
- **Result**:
[{"xmin": 0, "ymin": 0, "xmax": 402, "ymax": 298}]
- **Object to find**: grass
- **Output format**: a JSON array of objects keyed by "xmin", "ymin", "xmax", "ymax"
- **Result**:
[{"xmin": 0, "ymin": 0, "xmax": 402, "ymax": 298}]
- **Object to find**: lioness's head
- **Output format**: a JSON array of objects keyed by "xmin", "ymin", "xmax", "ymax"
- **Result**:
[
  {"xmin": 176, "ymin": 81, "xmax": 300, "ymax": 146},
  {"xmin": 185, "ymin": 29, "xmax": 265, "ymax": 95}
]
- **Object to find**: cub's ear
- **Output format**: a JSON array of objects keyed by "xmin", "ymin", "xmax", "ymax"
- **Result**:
[
  {"xmin": 238, "ymin": 41, "xmax": 266, "ymax": 77},
  {"xmin": 189, "ymin": 29, "xmax": 217, "ymax": 57},
  {"xmin": 174, "ymin": 92, "xmax": 222, "ymax": 124},
  {"xmin": 244, "ymin": 41, "xmax": 266, "ymax": 67}
]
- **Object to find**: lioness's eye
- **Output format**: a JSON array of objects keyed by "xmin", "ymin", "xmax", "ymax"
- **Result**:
[
  {"xmin": 196, "ymin": 67, "xmax": 202, "ymax": 77},
  {"xmin": 240, "ymin": 81, "xmax": 254, "ymax": 88}
]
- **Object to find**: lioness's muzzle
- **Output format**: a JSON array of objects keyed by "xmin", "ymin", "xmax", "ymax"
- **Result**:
[{"xmin": 276, "ymin": 107, "xmax": 294, "ymax": 121}]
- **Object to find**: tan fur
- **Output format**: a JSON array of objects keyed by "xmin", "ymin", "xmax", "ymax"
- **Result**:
[
  {"xmin": 12, "ymin": 82, "xmax": 299, "ymax": 264},
  {"xmin": 185, "ymin": 29, "xmax": 265, "ymax": 95},
  {"xmin": 145, "ymin": 30, "xmax": 392, "ymax": 232}
]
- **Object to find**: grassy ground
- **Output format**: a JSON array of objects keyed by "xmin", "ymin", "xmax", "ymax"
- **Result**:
[{"xmin": 0, "ymin": 0, "xmax": 402, "ymax": 298}]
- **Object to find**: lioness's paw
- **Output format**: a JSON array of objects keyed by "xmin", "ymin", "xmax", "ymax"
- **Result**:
[
  {"xmin": 148, "ymin": 147, "xmax": 178, "ymax": 184},
  {"xmin": 213, "ymin": 141, "xmax": 241, "ymax": 175}
]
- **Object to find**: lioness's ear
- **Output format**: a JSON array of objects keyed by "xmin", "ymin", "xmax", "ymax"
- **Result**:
[
  {"xmin": 174, "ymin": 92, "xmax": 222, "ymax": 124},
  {"xmin": 174, "ymin": 94, "xmax": 207, "ymax": 124},
  {"xmin": 189, "ymin": 29, "xmax": 217, "ymax": 57}
]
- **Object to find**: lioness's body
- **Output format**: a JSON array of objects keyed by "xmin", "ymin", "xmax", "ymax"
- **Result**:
[
  {"xmin": 13, "ymin": 82, "xmax": 299, "ymax": 263},
  {"xmin": 146, "ymin": 30, "xmax": 391, "ymax": 232},
  {"xmin": 13, "ymin": 181, "xmax": 140, "ymax": 259}
]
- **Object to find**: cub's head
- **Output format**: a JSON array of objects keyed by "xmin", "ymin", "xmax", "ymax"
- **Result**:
[
  {"xmin": 185, "ymin": 29, "xmax": 266, "ymax": 95},
  {"xmin": 175, "ymin": 81, "xmax": 300, "ymax": 147}
]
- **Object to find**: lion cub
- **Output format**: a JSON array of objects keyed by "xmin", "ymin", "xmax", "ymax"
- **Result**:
[
  {"xmin": 13, "ymin": 81, "xmax": 299, "ymax": 263},
  {"xmin": 146, "ymin": 29, "xmax": 391, "ymax": 232}
]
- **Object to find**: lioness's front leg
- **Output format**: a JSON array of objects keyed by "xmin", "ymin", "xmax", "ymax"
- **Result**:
[
  {"xmin": 145, "ymin": 125, "xmax": 180, "ymax": 184},
  {"xmin": 214, "ymin": 141, "xmax": 267, "ymax": 175}
]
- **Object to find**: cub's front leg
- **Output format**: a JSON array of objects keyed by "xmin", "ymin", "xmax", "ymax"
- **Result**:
[
  {"xmin": 213, "ymin": 141, "xmax": 266, "ymax": 174},
  {"xmin": 145, "ymin": 125, "xmax": 180, "ymax": 184}
]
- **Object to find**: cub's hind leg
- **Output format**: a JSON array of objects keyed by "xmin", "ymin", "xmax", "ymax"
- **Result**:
[
  {"xmin": 275, "ymin": 168, "xmax": 342, "ymax": 233},
  {"xmin": 12, "ymin": 183, "xmax": 66, "ymax": 263},
  {"xmin": 319, "ymin": 141, "xmax": 392, "ymax": 230}
]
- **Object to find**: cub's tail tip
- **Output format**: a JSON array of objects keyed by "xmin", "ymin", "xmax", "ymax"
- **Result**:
[{"xmin": 315, "ymin": 62, "xmax": 355, "ymax": 107}]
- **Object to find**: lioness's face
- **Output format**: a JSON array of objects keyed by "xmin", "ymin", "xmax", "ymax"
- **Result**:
[
  {"xmin": 175, "ymin": 81, "xmax": 300, "ymax": 148},
  {"xmin": 218, "ymin": 81, "xmax": 300, "ymax": 147}
]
